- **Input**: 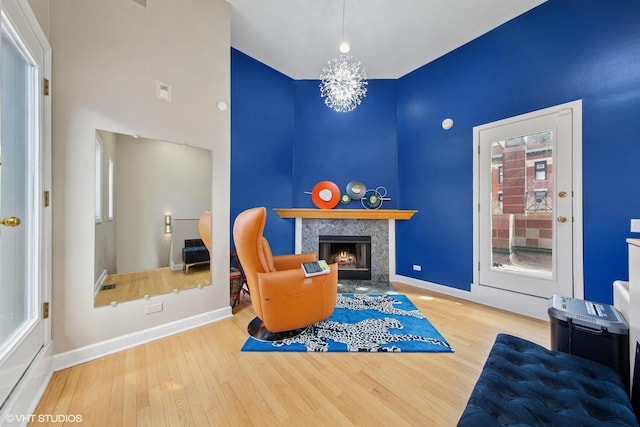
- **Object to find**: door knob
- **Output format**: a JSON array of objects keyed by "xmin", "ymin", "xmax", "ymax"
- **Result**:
[
  {"xmin": 557, "ymin": 216, "xmax": 568, "ymax": 223},
  {"xmin": 0, "ymin": 216, "xmax": 21, "ymax": 227}
]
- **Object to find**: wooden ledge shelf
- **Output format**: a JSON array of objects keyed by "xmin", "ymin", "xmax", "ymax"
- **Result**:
[{"xmin": 273, "ymin": 208, "xmax": 417, "ymax": 220}]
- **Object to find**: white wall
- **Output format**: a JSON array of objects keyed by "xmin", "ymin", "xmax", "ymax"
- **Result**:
[
  {"xmin": 50, "ymin": 0, "xmax": 230, "ymax": 354},
  {"xmin": 115, "ymin": 134, "xmax": 211, "ymax": 273}
]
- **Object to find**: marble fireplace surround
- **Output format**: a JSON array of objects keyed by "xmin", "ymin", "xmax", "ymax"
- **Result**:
[{"xmin": 274, "ymin": 209, "xmax": 417, "ymax": 283}]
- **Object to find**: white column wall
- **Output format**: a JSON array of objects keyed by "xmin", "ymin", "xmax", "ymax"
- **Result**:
[{"xmin": 50, "ymin": 0, "xmax": 231, "ymax": 356}]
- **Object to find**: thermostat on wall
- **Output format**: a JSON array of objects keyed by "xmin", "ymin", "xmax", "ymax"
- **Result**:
[{"xmin": 156, "ymin": 80, "xmax": 172, "ymax": 102}]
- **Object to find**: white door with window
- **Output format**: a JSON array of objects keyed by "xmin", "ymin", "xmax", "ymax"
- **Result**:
[
  {"xmin": 0, "ymin": 0, "xmax": 51, "ymax": 413},
  {"xmin": 473, "ymin": 101, "xmax": 582, "ymax": 316}
]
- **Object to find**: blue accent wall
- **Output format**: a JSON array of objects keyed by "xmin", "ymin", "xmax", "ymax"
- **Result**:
[
  {"xmin": 231, "ymin": 50, "xmax": 398, "ymax": 253},
  {"xmin": 396, "ymin": 0, "xmax": 640, "ymax": 302},
  {"xmin": 231, "ymin": 0, "xmax": 640, "ymax": 304},
  {"xmin": 230, "ymin": 50, "xmax": 295, "ymax": 254},
  {"xmin": 293, "ymin": 79, "xmax": 398, "ymax": 209}
]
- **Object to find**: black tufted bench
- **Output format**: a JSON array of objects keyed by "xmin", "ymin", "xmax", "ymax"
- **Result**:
[
  {"xmin": 182, "ymin": 238, "xmax": 210, "ymax": 273},
  {"xmin": 457, "ymin": 334, "xmax": 638, "ymax": 426}
]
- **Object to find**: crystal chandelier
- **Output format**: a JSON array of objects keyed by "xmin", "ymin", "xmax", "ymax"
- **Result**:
[
  {"xmin": 319, "ymin": 0, "xmax": 367, "ymax": 113},
  {"xmin": 320, "ymin": 55, "xmax": 367, "ymax": 112}
]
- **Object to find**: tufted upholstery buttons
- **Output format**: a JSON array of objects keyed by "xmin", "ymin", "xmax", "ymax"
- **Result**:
[{"xmin": 457, "ymin": 334, "xmax": 638, "ymax": 426}]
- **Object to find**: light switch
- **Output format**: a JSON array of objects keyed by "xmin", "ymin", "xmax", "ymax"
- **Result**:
[{"xmin": 631, "ymin": 219, "xmax": 640, "ymax": 233}]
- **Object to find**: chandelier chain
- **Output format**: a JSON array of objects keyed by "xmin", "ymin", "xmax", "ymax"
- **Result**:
[
  {"xmin": 342, "ymin": 0, "xmax": 345, "ymax": 43},
  {"xmin": 319, "ymin": 0, "xmax": 368, "ymax": 113}
]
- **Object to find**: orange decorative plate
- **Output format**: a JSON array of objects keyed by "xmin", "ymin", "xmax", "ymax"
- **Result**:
[{"xmin": 311, "ymin": 181, "xmax": 341, "ymax": 209}]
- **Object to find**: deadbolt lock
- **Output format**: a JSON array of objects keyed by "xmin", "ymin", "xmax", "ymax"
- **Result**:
[{"xmin": 558, "ymin": 191, "xmax": 568, "ymax": 198}]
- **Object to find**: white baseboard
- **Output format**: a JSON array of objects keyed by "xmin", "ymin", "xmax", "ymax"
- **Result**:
[
  {"xmin": 392, "ymin": 274, "xmax": 474, "ymax": 301},
  {"xmin": 52, "ymin": 307, "xmax": 231, "ymax": 371},
  {"xmin": 170, "ymin": 260, "xmax": 184, "ymax": 271},
  {"xmin": 471, "ymin": 283, "xmax": 549, "ymax": 321},
  {"xmin": 0, "ymin": 342, "xmax": 53, "ymax": 427},
  {"xmin": 392, "ymin": 274, "xmax": 549, "ymax": 321}
]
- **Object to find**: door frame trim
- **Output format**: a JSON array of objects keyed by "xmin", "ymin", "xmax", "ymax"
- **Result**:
[
  {"xmin": 0, "ymin": 0, "xmax": 52, "ymax": 419},
  {"xmin": 472, "ymin": 100, "xmax": 583, "ymax": 316}
]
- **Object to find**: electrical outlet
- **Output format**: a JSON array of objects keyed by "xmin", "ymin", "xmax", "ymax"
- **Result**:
[
  {"xmin": 145, "ymin": 302, "xmax": 163, "ymax": 315},
  {"xmin": 632, "ymin": 219, "xmax": 640, "ymax": 233},
  {"xmin": 412, "ymin": 264, "xmax": 422, "ymax": 272}
]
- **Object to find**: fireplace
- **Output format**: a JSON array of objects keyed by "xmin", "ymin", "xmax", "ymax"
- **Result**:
[{"xmin": 318, "ymin": 235, "xmax": 371, "ymax": 280}]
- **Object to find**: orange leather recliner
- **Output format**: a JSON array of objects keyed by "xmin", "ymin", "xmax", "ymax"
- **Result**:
[
  {"xmin": 198, "ymin": 211, "xmax": 211, "ymax": 253},
  {"xmin": 233, "ymin": 207, "xmax": 338, "ymax": 339}
]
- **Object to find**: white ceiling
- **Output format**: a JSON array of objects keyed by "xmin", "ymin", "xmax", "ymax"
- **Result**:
[{"xmin": 229, "ymin": 0, "xmax": 546, "ymax": 80}]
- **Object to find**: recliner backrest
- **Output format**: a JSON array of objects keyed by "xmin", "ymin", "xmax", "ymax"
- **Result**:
[
  {"xmin": 260, "ymin": 237, "xmax": 277, "ymax": 273},
  {"xmin": 198, "ymin": 211, "xmax": 212, "ymax": 253},
  {"xmin": 233, "ymin": 207, "xmax": 272, "ymax": 318}
]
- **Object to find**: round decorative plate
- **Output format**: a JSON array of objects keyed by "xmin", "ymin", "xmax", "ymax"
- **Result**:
[
  {"xmin": 340, "ymin": 194, "xmax": 351, "ymax": 204},
  {"xmin": 361, "ymin": 189, "xmax": 383, "ymax": 209},
  {"xmin": 346, "ymin": 180, "xmax": 366, "ymax": 200},
  {"xmin": 311, "ymin": 181, "xmax": 341, "ymax": 209}
]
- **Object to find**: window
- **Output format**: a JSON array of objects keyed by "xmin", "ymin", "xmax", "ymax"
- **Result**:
[
  {"xmin": 534, "ymin": 190, "xmax": 547, "ymax": 203},
  {"xmin": 534, "ymin": 160, "xmax": 547, "ymax": 181},
  {"xmin": 108, "ymin": 157, "xmax": 114, "ymax": 220},
  {"xmin": 498, "ymin": 166, "xmax": 504, "ymax": 184},
  {"xmin": 95, "ymin": 136, "xmax": 102, "ymax": 222}
]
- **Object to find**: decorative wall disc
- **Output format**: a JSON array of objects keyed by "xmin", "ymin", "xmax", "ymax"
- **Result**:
[
  {"xmin": 346, "ymin": 180, "xmax": 366, "ymax": 200},
  {"xmin": 361, "ymin": 186, "xmax": 390, "ymax": 210},
  {"xmin": 311, "ymin": 181, "xmax": 341, "ymax": 209}
]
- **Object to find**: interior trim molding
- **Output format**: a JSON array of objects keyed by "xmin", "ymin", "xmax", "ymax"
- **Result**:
[
  {"xmin": 0, "ymin": 342, "xmax": 53, "ymax": 424},
  {"xmin": 94, "ymin": 269, "xmax": 107, "ymax": 298},
  {"xmin": 392, "ymin": 275, "xmax": 472, "ymax": 301},
  {"xmin": 52, "ymin": 307, "xmax": 232, "ymax": 371},
  {"xmin": 471, "ymin": 283, "xmax": 549, "ymax": 321},
  {"xmin": 392, "ymin": 275, "xmax": 550, "ymax": 321}
]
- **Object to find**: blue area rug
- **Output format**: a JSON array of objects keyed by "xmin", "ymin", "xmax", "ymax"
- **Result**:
[{"xmin": 241, "ymin": 294, "xmax": 454, "ymax": 353}]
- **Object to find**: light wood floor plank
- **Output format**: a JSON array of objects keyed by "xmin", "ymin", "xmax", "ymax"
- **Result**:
[
  {"xmin": 94, "ymin": 266, "xmax": 210, "ymax": 307},
  {"xmin": 30, "ymin": 282, "xmax": 549, "ymax": 426}
]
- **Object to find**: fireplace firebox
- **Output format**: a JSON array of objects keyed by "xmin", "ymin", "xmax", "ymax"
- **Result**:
[{"xmin": 318, "ymin": 235, "xmax": 371, "ymax": 280}]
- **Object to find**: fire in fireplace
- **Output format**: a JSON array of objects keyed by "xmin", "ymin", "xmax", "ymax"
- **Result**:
[{"xmin": 318, "ymin": 235, "xmax": 371, "ymax": 280}]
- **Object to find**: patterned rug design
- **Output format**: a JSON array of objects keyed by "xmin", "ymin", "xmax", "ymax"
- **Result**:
[{"xmin": 241, "ymin": 294, "xmax": 454, "ymax": 353}]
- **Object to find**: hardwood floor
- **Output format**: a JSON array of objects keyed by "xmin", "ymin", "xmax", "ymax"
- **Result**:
[
  {"xmin": 32, "ymin": 283, "xmax": 549, "ymax": 426},
  {"xmin": 94, "ymin": 266, "xmax": 211, "ymax": 307}
]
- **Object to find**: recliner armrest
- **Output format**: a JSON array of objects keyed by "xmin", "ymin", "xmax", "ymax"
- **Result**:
[
  {"xmin": 272, "ymin": 252, "xmax": 317, "ymax": 271},
  {"xmin": 257, "ymin": 263, "xmax": 335, "ymax": 296},
  {"xmin": 256, "ymin": 263, "xmax": 338, "ymax": 332}
]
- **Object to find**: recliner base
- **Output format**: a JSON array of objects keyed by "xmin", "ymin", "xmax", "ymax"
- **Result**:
[{"xmin": 247, "ymin": 317, "xmax": 307, "ymax": 342}]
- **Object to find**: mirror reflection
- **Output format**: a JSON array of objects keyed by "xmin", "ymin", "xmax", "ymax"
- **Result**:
[{"xmin": 93, "ymin": 130, "xmax": 212, "ymax": 307}]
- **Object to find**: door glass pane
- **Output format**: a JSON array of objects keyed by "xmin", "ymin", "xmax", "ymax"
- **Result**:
[
  {"xmin": 490, "ymin": 131, "xmax": 553, "ymax": 277},
  {"xmin": 0, "ymin": 30, "xmax": 32, "ymax": 348}
]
